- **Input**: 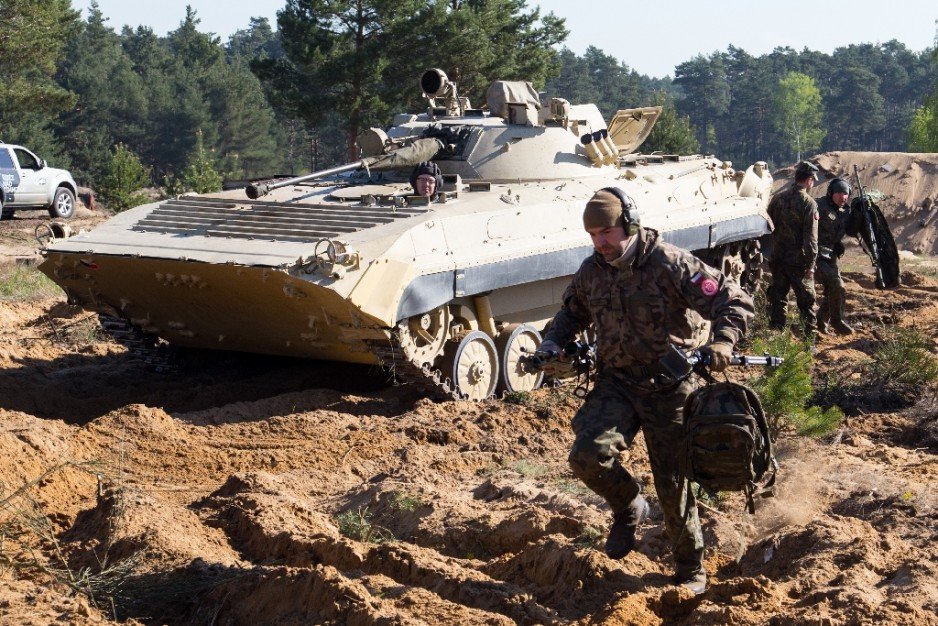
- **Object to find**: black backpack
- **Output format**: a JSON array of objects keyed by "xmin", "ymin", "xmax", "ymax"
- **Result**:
[{"xmin": 680, "ymin": 381, "xmax": 777, "ymax": 513}]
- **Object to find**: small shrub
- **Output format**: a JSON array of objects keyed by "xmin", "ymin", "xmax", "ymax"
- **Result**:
[
  {"xmin": 388, "ymin": 490, "xmax": 420, "ymax": 513},
  {"xmin": 160, "ymin": 173, "xmax": 187, "ymax": 198},
  {"xmin": 871, "ymin": 326, "xmax": 938, "ymax": 390},
  {"xmin": 334, "ymin": 507, "xmax": 394, "ymax": 544},
  {"xmin": 182, "ymin": 129, "xmax": 222, "ymax": 194},
  {"xmin": 574, "ymin": 525, "xmax": 604, "ymax": 549},
  {"xmin": 503, "ymin": 390, "xmax": 532, "ymax": 405},
  {"xmin": 554, "ymin": 479, "xmax": 591, "ymax": 497},
  {"xmin": 98, "ymin": 144, "xmax": 151, "ymax": 212},
  {"xmin": 0, "ymin": 265, "xmax": 60, "ymax": 301},
  {"xmin": 512, "ymin": 459, "xmax": 551, "ymax": 478},
  {"xmin": 747, "ymin": 332, "xmax": 843, "ymax": 437}
]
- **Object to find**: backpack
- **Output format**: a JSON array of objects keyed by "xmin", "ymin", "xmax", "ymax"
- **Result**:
[{"xmin": 680, "ymin": 381, "xmax": 777, "ymax": 513}]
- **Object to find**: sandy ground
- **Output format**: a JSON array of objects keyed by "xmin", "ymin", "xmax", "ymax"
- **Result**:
[{"xmin": 0, "ymin": 157, "xmax": 936, "ymax": 625}]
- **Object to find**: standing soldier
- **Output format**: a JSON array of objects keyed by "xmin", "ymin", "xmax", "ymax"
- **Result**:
[
  {"xmin": 816, "ymin": 178, "xmax": 860, "ymax": 335},
  {"xmin": 539, "ymin": 188, "xmax": 754, "ymax": 595},
  {"xmin": 767, "ymin": 161, "xmax": 820, "ymax": 339}
]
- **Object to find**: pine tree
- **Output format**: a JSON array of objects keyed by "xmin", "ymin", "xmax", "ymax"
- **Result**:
[
  {"xmin": 0, "ymin": 0, "xmax": 79, "ymax": 156},
  {"xmin": 182, "ymin": 129, "xmax": 222, "ymax": 193},
  {"xmin": 642, "ymin": 92, "xmax": 700, "ymax": 155},
  {"xmin": 98, "ymin": 144, "xmax": 151, "ymax": 212}
]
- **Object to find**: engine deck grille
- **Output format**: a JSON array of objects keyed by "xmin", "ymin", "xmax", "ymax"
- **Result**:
[{"xmin": 133, "ymin": 196, "xmax": 427, "ymax": 243}]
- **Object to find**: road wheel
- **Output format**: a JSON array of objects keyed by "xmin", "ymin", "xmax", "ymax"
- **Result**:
[
  {"xmin": 439, "ymin": 330, "xmax": 499, "ymax": 400},
  {"xmin": 0, "ymin": 197, "xmax": 13, "ymax": 220},
  {"xmin": 48, "ymin": 187, "xmax": 75, "ymax": 219},
  {"xmin": 495, "ymin": 324, "xmax": 544, "ymax": 394}
]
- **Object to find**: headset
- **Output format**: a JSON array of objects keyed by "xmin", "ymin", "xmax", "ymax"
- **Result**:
[{"xmin": 600, "ymin": 186, "xmax": 641, "ymax": 236}]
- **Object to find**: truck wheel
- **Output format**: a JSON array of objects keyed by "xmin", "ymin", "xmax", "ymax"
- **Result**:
[
  {"xmin": 0, "ymin": 198, "xmax": 13, "ymax": 220},
  {"xmin": 48, "ymin": 187, "xmax": 76, "ymax": 219}
]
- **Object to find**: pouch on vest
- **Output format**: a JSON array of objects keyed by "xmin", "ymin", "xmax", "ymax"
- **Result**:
[{"xmin": 680, "ymin": 381, "xmax": 778, "ymax": 514}]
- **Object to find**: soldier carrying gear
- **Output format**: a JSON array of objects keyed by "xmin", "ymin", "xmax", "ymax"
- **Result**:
[
  {"xmin": 815, "ymin": 177, "xmax": 861, "ymax": 335},
  {"xmin": 766, "ymin": 160, "xmax": 820, "ymax": 340},
  {"xmin": 539, "ymin": 187, "xmax": 754, "ymax": 596},
  {"xmin": 409, "ymin": 161, "xmax": 443, "ymax": 200}
]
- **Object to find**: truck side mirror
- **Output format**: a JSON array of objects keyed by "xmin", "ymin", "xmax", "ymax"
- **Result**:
[{"xmin": 39, "ymin": 159, "xmax": 46, "ymax": 169}]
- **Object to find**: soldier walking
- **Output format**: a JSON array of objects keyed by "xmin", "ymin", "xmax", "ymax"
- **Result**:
[
  {"xmin": 539, "ymin": 188, "xmax": 754, "ymax": 595},
  {"xmin": 816, "ymin": 178, "xmax": 861, "ymax": 335},
  {"xmin": 766, "ymin": 161, "xmax": 820, "ymax": 339}
]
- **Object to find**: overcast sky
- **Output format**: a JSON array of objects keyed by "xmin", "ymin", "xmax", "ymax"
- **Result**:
[{"xmin": 77, "ymin": 0, "xmax": 937, "ymax": 78}]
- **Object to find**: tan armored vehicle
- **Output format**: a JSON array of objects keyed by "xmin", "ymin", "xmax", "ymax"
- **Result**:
[{"xmin": 40, "ymin": 70, "xmax": 773, "ymax": 399}]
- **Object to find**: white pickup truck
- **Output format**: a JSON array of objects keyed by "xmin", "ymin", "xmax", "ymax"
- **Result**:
[{"xmin": 0, "ymin": 143, "xmax": 80, "ymax": 220}]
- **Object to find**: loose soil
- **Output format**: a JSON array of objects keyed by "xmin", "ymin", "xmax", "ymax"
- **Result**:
[{"xmin": 1, "ymin": 161, "xmax": 937, "ymax": 625}]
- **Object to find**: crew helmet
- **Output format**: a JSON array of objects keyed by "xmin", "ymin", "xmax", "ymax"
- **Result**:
[{"xmin": 827, "ymin": 177, "xmax": 851, "ymax": 197}]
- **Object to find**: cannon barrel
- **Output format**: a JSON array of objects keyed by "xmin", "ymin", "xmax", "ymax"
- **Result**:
[{"xmin": 246, "ymin": 138, "xmax": 444, "ymax": 200}]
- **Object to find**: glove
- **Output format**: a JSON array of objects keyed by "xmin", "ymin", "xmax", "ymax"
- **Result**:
[
  {"xmin": 700, "ymin": 341, "xmax": 734, "ymax": 372},
  {"xmin": 521, "ymin": 339, "xmax": 562, "ymax": 373},
  {"xmin": 535, "ymin": 339, "xmax": 562, "ymax": 361}
]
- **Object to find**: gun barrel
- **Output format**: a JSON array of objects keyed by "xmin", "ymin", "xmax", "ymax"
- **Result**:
[
  {"xmin": 687, "ymin": 352, "xmax": 784, "ymax": 367},
  {"xmin": 246, "ymin": 162, "xmax": 364, "ymax": 199},
  {"xmin": 244, "ymin": 137, "xmax": 444, "ymax": 200}
]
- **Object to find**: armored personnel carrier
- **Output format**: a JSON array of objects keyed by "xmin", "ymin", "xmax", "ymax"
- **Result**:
[{"xmin": 39, "ymin": 70, "xmax": 773, "ymax": 400}]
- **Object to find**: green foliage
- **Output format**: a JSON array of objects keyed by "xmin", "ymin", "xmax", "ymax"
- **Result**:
[
  {"xmin": 0, "ymin": 0, "xmax": 79, "ymax": 119},
  {"xmin": 674, "ymin": 54, "xmax": 730, "ymax": 154},
  {"xmin": 512, "ymin": 459, "xmax": 551, "ymax": 478},
  {"xmin": 642, "ymin": 91, "xmax": 700, "ymax": 155},
  {"xmin": 181, "ymin": 130, "xmax": 222, "ymax": 193},
  {"xmin": 871, "ymin": 326, "xmax": 938, "ymax": 389},
  {"xmin": 334, "ymin": 507, "xmax": 394, "ymax": 544},
  {"xmin": 774, "ymin": 72, "xmax": 826, "ymax": 162},
  {"xmin": 98, "ymin": 144, "xmax": 151, "ymax": 212},
  {"xmin": 574, "ymin": 525, "xmax": 603, "ymax": 549},
  {"xmin": 747, "ymin": 332, "xmax": 843, "ymax": 438},
  {"xmin": 256, "ymin": 0, "xmax": 567, "ymax": 160},
  {"xmin": 0, "ymin": 265, "xmax": 61, "ymax": 302},
  {"xmin": 0, "ymin": 0, "xmax": 79, "ymax": 158},
  {"xmin": 909, "ymin": 88, "xmax": 938, "ymax": 151},
  {"xmin": 388, "ymin": 490, "xmax": 421, "ymax": 513},
  {"xmin": 545, "ymin": 47, "xmax": 672, "ymax": 125},
  {"xmin": 503, "ymin": 390, "xmax": 532, "ymax": 405}
]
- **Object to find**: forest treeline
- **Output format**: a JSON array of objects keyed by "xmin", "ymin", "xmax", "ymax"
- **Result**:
[{"xmin": 2, "ymin": 0, "xmax": 936, "ymax": 207}]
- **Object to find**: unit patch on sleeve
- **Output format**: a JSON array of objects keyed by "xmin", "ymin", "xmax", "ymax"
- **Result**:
[{"xmin": 691, "ymin": 271, "xmax": 719, "ymax": 297}]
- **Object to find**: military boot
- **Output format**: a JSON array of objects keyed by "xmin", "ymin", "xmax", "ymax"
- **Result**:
[
  {"xmin": 816, "ymin": 300, "xmax": 829, "ymax": 334},
  {"xmin": 830, "ymin": 318, "xmax": 854, "ymax": 335},
  {"xmin": 828, "ymin": 291, "xmax": 854, "ymax": 335},
  {"xmin": 675, "ymin": 570, "xmax": 707, "ymax": 595},
  {"xmin": 604, "ymin": 494, "xmax": 649, "ymax": 560}
]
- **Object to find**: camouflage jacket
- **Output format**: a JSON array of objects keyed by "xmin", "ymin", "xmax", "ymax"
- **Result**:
[
  {"xmin": 816, "ymin": 196, "xmax": 860, "ymax": 258},
  {"xmin": 544, "ymin": 227, "xmax": 754, "ymax": 380},
  {"xmin": 767, "ymin": 183, "xmax": 819, "ymax": 268}
]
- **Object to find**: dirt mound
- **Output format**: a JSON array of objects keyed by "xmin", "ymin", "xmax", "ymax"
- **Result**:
[
  {"xmin": 775, "ymin": 151, "xmax": 938, "ymax": 255},
  {"xmin": 1, "ymin": 260, "xmax": 937, "ymax": 624}
]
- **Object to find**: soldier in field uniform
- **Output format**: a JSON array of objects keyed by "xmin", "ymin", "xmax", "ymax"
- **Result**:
[
  {"xmin": 815, "ymin": 178, "xmax": 861, "ymax": 335},
  {"xmin": 540, "ymin": 188, "xmax": 754, "ymax": 596},
  {"xmin": 766, "ymin": 161, "xmax": 820, "ymax": 339}
]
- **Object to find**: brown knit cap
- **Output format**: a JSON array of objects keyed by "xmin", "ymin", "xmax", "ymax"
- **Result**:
[{"xmin": 583, "ymin": 189, "xmax": 624, "ymax": 230}]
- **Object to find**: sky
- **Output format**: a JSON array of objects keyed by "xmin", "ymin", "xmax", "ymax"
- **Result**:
[{"xmin": 77, "ymin": 0, "xmax": 937, "ymax": 78}]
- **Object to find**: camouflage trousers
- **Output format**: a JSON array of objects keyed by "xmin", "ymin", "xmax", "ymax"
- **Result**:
[
  {"xmin": 568, "ymin": 374, "xmax": 704, "ymax": 576},
  {"xmin": 815, "ymin": 258, "xmax": 845, "ymax": 326},
  {"xmin": 767, "ymin": 261, "xmax": 816, "ymax": 334}
]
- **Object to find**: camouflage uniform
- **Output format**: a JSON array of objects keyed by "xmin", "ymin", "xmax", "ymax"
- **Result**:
[
  {"xmin": 766, "ymin": 183, "xmax": 819, "ymax": 333},
  {"xmin": 815, "ymin": 195, "xmax": 860, "ymax": 330},
  {"xmin": 544, "ymin": 227, "xmax": 754, "ymax": 578}
]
